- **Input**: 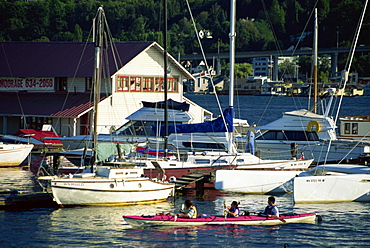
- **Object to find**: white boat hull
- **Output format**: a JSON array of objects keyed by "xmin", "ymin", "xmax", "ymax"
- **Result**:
[
  {"xmin": 0, "ymin": 144, "xmax": 34, "ymax": 167},
  {"xmin": 51, "ymin": 177, "xmax": 174, "ymax": 206},
  {"xmin": 294, "ymin": 174, "xmax": 370, "ymax": 203},
  {"xmin": 215, "ymin": 170, "xmax": 303, "ymax": 194}
]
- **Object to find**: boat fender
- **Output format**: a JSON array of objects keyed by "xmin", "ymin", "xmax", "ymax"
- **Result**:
[
  {"xmin": 307, "ymin": 121, "xmax": 321, "ymax": 132},
  {"xmin": 169, "ymin": 176, "xmax": 176, "ymax": 183}
]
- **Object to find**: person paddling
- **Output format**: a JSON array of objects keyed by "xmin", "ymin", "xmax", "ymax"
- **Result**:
[
  {"xmin": 177, "ymin": 200, "xmax": 197, "ymax": 218},
  {"xmin": 224, "ymin": 201, "xmax": 240, "ymax": 217},
  {"xmin": 263, "ymin": 196, "xmax": 279, "ymax": 218}
]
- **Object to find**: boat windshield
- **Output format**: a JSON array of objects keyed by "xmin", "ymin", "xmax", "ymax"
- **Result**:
[{"xmin": 256, "ymin": 131, "xmax": 319, "ymax": 141}]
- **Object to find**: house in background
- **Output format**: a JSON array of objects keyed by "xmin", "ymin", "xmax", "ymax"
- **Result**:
[
  {"xmin": 0, "ymin": 41, "xmax": 212, "ymax": 137},
  {"xmin": 182, "ymin": 60, "xmax": 226, "ymax": 94},
  {"xmin": 363, "ymin": 84, "xmax": 370, "ymax": 96},
  {"xmin": 260, "ymin": 81, "xmax": 290, "ymax": 96}
]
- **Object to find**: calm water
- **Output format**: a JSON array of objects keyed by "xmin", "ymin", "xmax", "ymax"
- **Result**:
[
  {"xmin": 1, "ymin": 95, "xmax": 370, "ymax": 247},
  {"xmin": 1, "ymin": 167, "xmax": 370, "ymax": 247}
]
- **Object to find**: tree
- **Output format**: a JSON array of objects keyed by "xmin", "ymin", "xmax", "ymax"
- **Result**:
[
  {"xmin": 268, "ymin": 0, "xmax": 286, "ymax": 33},
  {"xmin": 278, "ymin": 59, "xmax": 296, "ymax": 79},
  {"xmin": 223, "ymin": 62, "xmax": 253, "ymax": 79}
]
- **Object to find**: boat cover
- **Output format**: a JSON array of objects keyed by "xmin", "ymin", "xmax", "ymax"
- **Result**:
[
  {"xmin": 95, "ymin": 143, "xmax": 133, "ymax": 162},
  {"xmin": 153, "ymin": 108, "xmax": 234, "ymax": 135},
  {"xmin": 142, "ymin": 99, "xmax": 190, "ymax": 112}
]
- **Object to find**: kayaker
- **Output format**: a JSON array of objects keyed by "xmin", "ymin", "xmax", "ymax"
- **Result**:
[
  {"xmin": 263, "ymin": 196, "xmax": 279, "ymax": 218},
  {"xmin": 177, "ymin": 200, "xmax": 197, "ymax": 218},
  {"xmin": 224, "ymin": 201, "xmax": 240, "ymax": 217}
]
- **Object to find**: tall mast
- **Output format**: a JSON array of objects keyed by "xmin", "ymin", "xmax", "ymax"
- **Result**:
[
  {"xmin": 227, "ymin": 0, "xmax": 236, "ymax": 153},
  {"xmin": 163, "ymin": 0, "xmax": 169, "ymax": 159},
  {"xmin": 92, "ymin": 7, "xmax": 104, "ymax": 170},
  {"xmin": 313, "ymin": 8, "xmax": 318, "ymax": 113}
]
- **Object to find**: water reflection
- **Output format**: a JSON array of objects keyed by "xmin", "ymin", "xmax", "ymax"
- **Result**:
[{"xmin": 2, "ymin": 166, "xmax": 370, "ymax": 247}]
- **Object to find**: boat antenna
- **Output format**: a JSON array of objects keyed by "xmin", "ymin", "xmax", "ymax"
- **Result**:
[{"xmin": 312, "ymin": 8, "xmax": 318, "ymax": 114}]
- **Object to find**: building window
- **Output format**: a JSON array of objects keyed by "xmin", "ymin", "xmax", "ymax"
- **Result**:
[
  {"xmin": 155, "ymin": 77, "xmax": 164, "ymax": 91},
  {"xmin": 116, "ymin": 76, "xmax": 179, "ymax": 93},
  {"xmin": 172, "ymin": 77, "xmax": 178, "ymax": 92},
  {"xmin": 21, "ymin": 116, "xmax": 52, "ymax": 130},
  {"xmin": 85, "ymin": 77, "xmax": 93, "ymax": 91},
  {"xmin": 117, "ymin": 76, "xmax": 129, "ymax": 91},
  {"xmin": 143, "ymin": 77, "xmax": 153, "ymax": 91},
  {"xmin": 56, "ymin": 77, "xmax": 67, "ymax": 91},
  {"xmin": 344, "ymin": 123, "xmax": 350, "ymax": 134},
  {"xmin": 352, "ymin": 123, "xmax": 358, "ymax": 134}
]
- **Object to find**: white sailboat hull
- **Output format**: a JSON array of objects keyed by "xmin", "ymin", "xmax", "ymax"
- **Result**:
[
  {"xmin": 51, "ymin": 177, "xmax": 174, "ymax": 206},
  {"xmin": 293, "ymin": 174, "xmax": 370, "ymax": 203},
  {"xmin": 215, "ymin": 170, "xmax": 303, "ymax": 194},
  {"xmin": 0, "ymin": 144, "xmax": 34, "ymax": 167}
]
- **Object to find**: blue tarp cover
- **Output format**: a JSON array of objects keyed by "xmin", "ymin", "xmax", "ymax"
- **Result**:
[{"xmin": 153, "ymin": 108, "xmax": 234, "ymax": 135}]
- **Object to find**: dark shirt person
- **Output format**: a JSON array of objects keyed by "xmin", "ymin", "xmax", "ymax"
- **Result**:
[{"xmin": 263, "ymin": 196, "xmax": 279, "ymax": 218}]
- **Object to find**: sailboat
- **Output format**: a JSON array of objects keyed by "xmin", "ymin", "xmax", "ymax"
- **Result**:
[
  {"xmin": 0, "ymin": 143, "xmax": 33, "ymax": 167},
  {"xmin": 40, "ymin": 7, "xmax": 174, "ymax": 206},
  {"xmin": 293, "ymin": 4, "xmax": 370, "ymax": 203},
  {"xmin": 210, "ymin": 0, "xmax": 314, "ymax": 194}
]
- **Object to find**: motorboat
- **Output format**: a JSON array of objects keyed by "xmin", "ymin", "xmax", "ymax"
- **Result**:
[
  {"xmin": 293, "ymin": 164, "xmax": 370, "ymax": 203},
  {"xmin": 293, "ymin": 4, "xmax": 370, "ymax": 204},
  {"xmin": 255, "ymin": 97, "xmax": 370, "ymax": 163}
]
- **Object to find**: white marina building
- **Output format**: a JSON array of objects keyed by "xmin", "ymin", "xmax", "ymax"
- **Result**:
[{"xmin": 0, "ymin": 41, "xmax": 212, "ymax": 137}]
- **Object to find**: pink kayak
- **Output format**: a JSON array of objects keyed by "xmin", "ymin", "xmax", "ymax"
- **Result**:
[{"xmin": 123, "ymin": 213, "xmax": 317, "ymax": 226}]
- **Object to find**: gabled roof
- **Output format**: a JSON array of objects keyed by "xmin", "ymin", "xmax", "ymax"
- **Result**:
[
  {"xmin": 0, "ymin": 41, "xmax": 153, "ymax": 78},
  {"xmin": 0, "ymin": 92, "xmax": 106, "ymax": 117}
]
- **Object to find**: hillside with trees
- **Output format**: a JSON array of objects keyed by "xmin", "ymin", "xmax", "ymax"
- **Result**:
[{"xmin": 1, "ymin": 0, "xmax": 369, "ymax": 76}]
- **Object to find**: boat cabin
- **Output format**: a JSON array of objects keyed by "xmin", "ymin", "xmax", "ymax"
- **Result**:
[{"xmin": 339, "ymin": 116, "xmax": 370, "ymax": 140}]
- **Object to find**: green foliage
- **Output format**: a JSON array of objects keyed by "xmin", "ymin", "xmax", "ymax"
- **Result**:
[
  {"xmin": 1, "ymin": 0, "xmax": 370, "ymax": 76},
  {"xmin": 278, "ymin": 59, "xmax": 296, "ymax": 77},
  {"xmin": 223, "ymin": 62, "xmax": 253, "ymax": 79},
  {"xmin": 319, "ymin": 70, "xmax": 330, "ymax": 84}
]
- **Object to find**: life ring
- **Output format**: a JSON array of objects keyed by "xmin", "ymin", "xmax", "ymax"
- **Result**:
[{"xmin": 307, "ymin": 120, "xmax": 321, "ymax": 132}]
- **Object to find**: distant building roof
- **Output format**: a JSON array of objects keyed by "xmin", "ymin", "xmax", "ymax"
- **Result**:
[
  {"xmin": 0, "ymin": 92, "xmax": 106, "ymax": 117},
  {"xmin": 0, "ymin": 41, "xmax": 153, "ymax": 78}
]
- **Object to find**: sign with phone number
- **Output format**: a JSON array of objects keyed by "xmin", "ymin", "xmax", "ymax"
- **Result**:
[{"xmin": 0, "ymin": 78, "xmax": 54, "ymax": 91}]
